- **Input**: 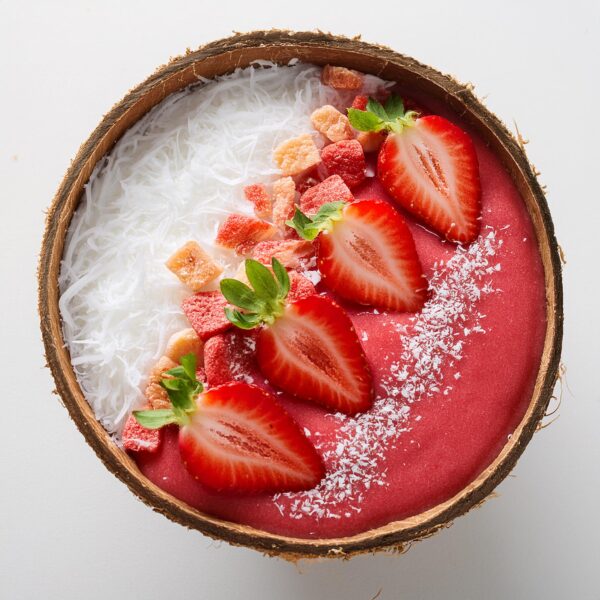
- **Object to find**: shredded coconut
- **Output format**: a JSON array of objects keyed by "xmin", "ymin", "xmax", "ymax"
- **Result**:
[
  {"xmin": 274, "ymin": 230, "xmax": 503, "ymax": 520},
  {"xmin": 59, "ymin": 61, "xmax": 389, "ymax": 435}
]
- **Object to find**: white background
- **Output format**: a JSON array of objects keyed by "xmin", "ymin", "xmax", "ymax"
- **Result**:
[{"xmin": 1, "ymin": 1, "xmax": 599, "ymax": 598}]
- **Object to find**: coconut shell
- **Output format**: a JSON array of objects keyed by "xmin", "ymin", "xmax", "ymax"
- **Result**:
[{"xmin": 38, "ymin": 30, "xmax": 563, "ymax": 559}]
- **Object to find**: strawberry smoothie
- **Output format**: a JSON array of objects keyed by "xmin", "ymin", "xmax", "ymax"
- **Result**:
[{"xmin": 135, "ymin": 95, "xmax": 546, "ymax": 538}]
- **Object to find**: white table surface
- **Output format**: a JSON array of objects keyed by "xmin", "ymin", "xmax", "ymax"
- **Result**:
[{"xmin": 2, "ymin": 1, "xmax": 599, "ymax": 598}]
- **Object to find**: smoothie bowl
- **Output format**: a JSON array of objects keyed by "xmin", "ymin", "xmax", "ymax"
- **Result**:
[{"xmin": 39, "ymin": 30, "xmax": 562, "ymax": 558}]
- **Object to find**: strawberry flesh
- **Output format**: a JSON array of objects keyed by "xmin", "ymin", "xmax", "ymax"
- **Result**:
[
  {"xmin": 178, "ymin": 382, "xmax": 325, "ymax": 492},
  {"xmin": 377, "ymin": 115, "xmax": 481, "ymax": 244},
  {"xmin": 317, "ymin": 199, "xmax": 427, "ymax": 312},
  {"xmin": 256, "ymin": 295, "xmax": 373, "ymax": 415}
]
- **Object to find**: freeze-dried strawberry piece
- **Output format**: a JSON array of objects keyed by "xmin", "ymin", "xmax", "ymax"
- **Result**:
[
  {"xmin": 295, "ymin": 166, "xmax": 324, "ymax": 195},
  {"xmin": 272, "ymin": 176, "xmax": 297, "ymax": 230},
  {"xmin": 273, "ymin": 134, "xmax": 321, "ymax": 176},
  {"xmin": 288, "ymin": 271, "xmax": 316, "ymax": 303},
  {"xmin": 351, "ymin": 95, "xmax": 368, "ymax": 110},
  {"xmin": 243, "ymin": 184, "xmax": 272, "ymax": 219},
  {"xmin": 321, "ymin": 65, "xmax": 363, "ymax": 90},
  {"xmin": 165, "ymin": 241, "xmax": 223, "ymax": 292},
  {"xmin": 321, "ymin": 139, "xmax": 366, "ymax": 189},
  {"xmin": 299, "ymin": 175, "xmax": 354, "ymax": 216},
  {"xmin": 204, "ymin": 330, "xmax": 257, "ymax": 387},
  {"xmin": 122, "ymin": 414, "xmax": 161, "ymax": 453},
  {"xmin": 311, "ymin": 105, "xmax": 354, "ymax": 143},
  {"xmin": 251, "ymin": 239, "xmax": 314, "ymax": 270},
  {"xmin": 215, "ymin": 214, "xmax": 277, "ymax": 254},
  {"xmin": 182, "ymin": 291, "xmax": 232, "ymax": 341},
  {"xmin": 145, "ymin": 355, "xmax": 177, "ymax": 410}
]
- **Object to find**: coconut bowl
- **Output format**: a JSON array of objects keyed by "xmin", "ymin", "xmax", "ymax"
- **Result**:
[{"xmin": 38, "ymin": 30, "xmax": 563, "ymax": 559}]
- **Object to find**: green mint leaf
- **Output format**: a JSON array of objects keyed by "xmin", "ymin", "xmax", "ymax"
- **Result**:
[
  {"xmin": 160, "ymin": 354, "xmax": 202, "ymax": 413},
  {"xmin": 133, "ymin": 409, "xmax": 178, "ymax": 429},
  {"xmin": 286, "ymin": 203, "xmax": 345, "ymax": 241},
  {"xmin": 383, "ymin": 94, "xmax": 405, "ymax": 120},
  {"xmin": 160, "ymin": 378, "xmax": 185, "ymax": 391},
  {"xmin": 312, "ymin": 201, "xmax": 345, "ymax": 228},
  {"xmin": 180, "ymin": 353, "xmax": 197, "ymax": 381},
  {"xmin": 272, "ymin": 258, "xmax": 290, "ymax": 299},
  {"xmin": 164, "ymin": 365, "xmax": 186, "ymax": 379},
  {"xmin": 366, "ymin": 97, "xmax": 389, "ymax": 121},
  {"xmin": 220, "ymin": 278, "xmax": 264, "ymax": 312},
  {"xmin": 161, "ymin": 385, "xmax": 193, "ymax": 411},
  {"xmin": 285, "ymin": 208, "xmax": 315, "ymax": 240},
  {"xmin": 224, "ymin": 307, "xmax": 261, "ymax": 330},
  {"xmin": 245, "ymin": 259, "xmax": 279, "ymax": 302},
  {"xmin": 286, "ymin": 208, "xmax": 321, "ymax": 241},
  {"xmin": 347, "ymin": 108, "xmax": 385, "ymax": 132}
]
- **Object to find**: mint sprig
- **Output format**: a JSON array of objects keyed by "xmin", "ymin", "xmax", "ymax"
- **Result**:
[
  {"xmin": 286, "ymin": 201, "xmax": 345, "ymax": 241},
  {"xmin": 133, "ymin": 353, "xmax": 202, "ymax": 429},
  {"xmin": 347, "ymin": 93, "xmax": 418, "ymax": 134},
  {"xmin": 220, "ymin": 258, "xmax": 290, "ymax": 329}
]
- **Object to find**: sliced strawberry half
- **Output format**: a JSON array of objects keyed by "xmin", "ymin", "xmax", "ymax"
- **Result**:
[
  {"xmin": 287, "ymin": 200, "xmax": 427, "ymax": 312},
  {"xmin": 220, "ymin": 258, "xmax": 373, "ymax": 415},
  {"xmin": 133, "ymin": 354, "xmax": 324, "ymax": 492},
  {"xmin": 257, "ymin": 295, "xmax": 372, "ymax": 415},
  {"xmin": 179, "ymin": 382, "xmax": 324, "ymax": 492},
  {"xmin": 348, "ymin": 94, "xmax": 482, "ymax": 244}
]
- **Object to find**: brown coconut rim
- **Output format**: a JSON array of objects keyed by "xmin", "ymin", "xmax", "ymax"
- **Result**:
[{"xmin": 38, "ymin": 30, "xmax": 563, "ymax": 559}]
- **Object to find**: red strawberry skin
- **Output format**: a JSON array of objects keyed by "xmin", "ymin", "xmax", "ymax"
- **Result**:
[
  {"xmin": 378, "ymin": 115, "xmax": 482, "ymax": 244},
  {"xmin": 256, "ymin": 295, "xmax": 373, "ymax": 415},
  {"xmin": 317, "ymin": 200, "xmax": 427, "ymax": 312},
  {"xmin": 178, "ymin": 382, "xmax": 324, "ymax": 492}
]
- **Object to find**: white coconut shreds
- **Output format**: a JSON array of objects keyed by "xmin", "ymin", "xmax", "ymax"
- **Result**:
[
  {"xmin": 59, "ymin": 61, "xmax": 392, "ymax": 435},
  {"xmin": 273, "ymin": 230, "xmax": 503, "ymax": 520}
]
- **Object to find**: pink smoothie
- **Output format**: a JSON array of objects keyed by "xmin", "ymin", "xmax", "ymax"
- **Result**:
[{"xmin": 134, "ymin": 98, "xmax": 547, "ymax": 539}]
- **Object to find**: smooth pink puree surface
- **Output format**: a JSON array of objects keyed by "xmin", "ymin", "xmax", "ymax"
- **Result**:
[{"xmin": 134, "ymin": 105, "xmax": 547, "ymax": 539}]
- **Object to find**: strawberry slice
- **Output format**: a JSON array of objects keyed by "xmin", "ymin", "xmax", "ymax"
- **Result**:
[
  {"xmin": 133, "ymin": 354, "xmax": 324, "ymax": 492},
  {"xmin": 257, "ymin": 295, "xmax": 372, "ymax": 415},
  {"xmin": 348, "ymin": 94, "xmax": 482, "ymax": 244},
  {"xmin": 287, "ymin": 200, "xmax": 427, "ymax": 312},
  {"xmin": 220, "ymin": 258, "xmax": 373, "ymax": 415}
]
